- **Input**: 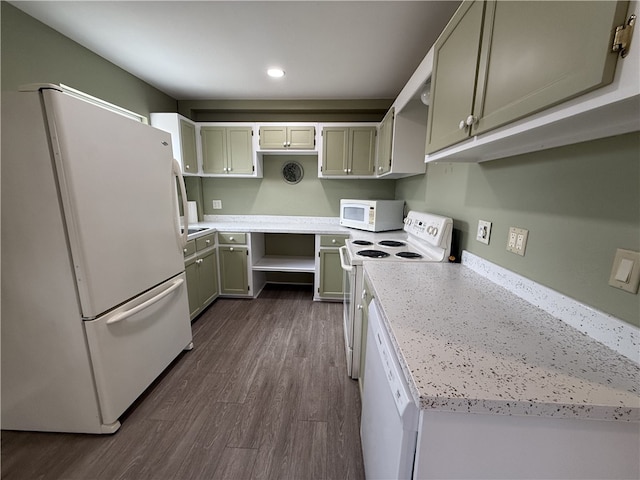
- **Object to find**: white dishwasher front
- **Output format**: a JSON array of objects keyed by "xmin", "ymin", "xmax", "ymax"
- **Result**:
[{"xmin": 360, "ymin": 298, "xmax": 419, "ymax": 480}]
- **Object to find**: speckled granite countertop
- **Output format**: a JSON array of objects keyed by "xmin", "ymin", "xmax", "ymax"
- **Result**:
[
  {"xmin": 193, "ymin": 215, "xmax": 352, "ymax": 235},
  {"xmin": 364, "ymin": 261, "xmax": 640, "ymax": 422}
]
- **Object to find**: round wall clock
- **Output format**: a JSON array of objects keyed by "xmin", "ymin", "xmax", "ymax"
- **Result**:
[{"xmin": 282, "ymin": 160, "xmax": 304, "ymax": 184}]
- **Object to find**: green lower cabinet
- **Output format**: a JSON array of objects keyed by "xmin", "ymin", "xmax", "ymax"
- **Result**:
[
  {"xmin": 219, "ymin": 246, "xmax": 249, "ymax": 295},
  {"xmin": 185, "ymin": 257, "xmax": 200, "ymax": 318},
  {"xmin": 318, "ymin": 249, "xmax": 344, "ymax": 298},
  {"xmin": 197, "ymin": 249, "xmax": 218, "ymax": 307},
  {"xmin": 184, "ymin": 248, "xmax": 219, "ymax": 320}
]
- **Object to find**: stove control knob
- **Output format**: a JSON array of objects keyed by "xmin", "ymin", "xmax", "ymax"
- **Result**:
[{"xmin": 433, "ymin": 227, "xmax": 439, "ymax": 236}]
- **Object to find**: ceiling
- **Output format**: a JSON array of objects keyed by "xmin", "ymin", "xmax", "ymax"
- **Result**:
[{"xmin": 11, "ymin": 1, "xmax": 461, "ymax": 101}]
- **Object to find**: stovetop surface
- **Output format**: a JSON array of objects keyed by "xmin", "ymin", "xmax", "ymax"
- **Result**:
[{"xmin": 345, "ymin": 211, "xmax": 453, "ymax": 264}]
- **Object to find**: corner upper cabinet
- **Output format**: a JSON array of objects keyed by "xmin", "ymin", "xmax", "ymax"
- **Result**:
[
  {"xmin": 426, "ymin": 0, "xmax": 631, "ymax": 154},
  {"xmin": 319, "ymin": 124, "xmax": 377, "ymax": 178},
  {"xmin": 258, "ymin": 125, "xmax": 316, "ymax": 150},
  {"xmin": 200, "ymin": 124, "xmax": 260, "ymax": 177},
  {"xmin": 150, "ymin": 113, "xmax": 198, "ymax": 174}
]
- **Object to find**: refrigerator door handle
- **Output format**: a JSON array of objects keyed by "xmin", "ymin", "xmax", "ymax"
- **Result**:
[
  {"xmin": 173, "ymin": 158, "xmax": 189, "ymax": 248},
  {"xmin": 106, "ymin": 278, "xmax": 184, "ymax": 325}
]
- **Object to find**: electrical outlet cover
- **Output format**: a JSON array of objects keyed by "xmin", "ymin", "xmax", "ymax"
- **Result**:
[
  {"xmin": 476, "ymin": 220, "xmax": 492, "ymax": 244},
  {"xmin": 507, "ymin": 227, "xmax": 528, "ymax": 256}
]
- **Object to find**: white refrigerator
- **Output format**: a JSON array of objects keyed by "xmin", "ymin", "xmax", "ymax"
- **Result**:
[{"xmin": 1, "ymin": 85, "xmax": 193, "ymax": 434}]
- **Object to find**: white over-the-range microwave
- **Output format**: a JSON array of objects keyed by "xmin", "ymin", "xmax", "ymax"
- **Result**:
[{"xmin": 339, "ymin": 199, "xmax": 405, "ymax": 232}]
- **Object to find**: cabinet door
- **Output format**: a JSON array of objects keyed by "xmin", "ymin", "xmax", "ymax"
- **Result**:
[
  {"xmin": 472, "ymin": 0, "xmax": 627, "ymax": 135},
  {"xmin": 184, "ymin": 256, "xmax": 200, "ymax": 319},
  {"xmin": 376, "ymin": 108, "xmax": 394, "ymax": 175},
  {"xmin": 322, "ymin": 127, "xmax": 349, "ymax": 175},
  {"xmin": 201, "ymin": 126, "xmax": 227, "ymax": 174},
  {"xmin": 425, "ymin": 0, "xmax": 485, "ymax": 154},
  {"xmin": 350, "ymin": 127, "xmax": 376, "ymax": 176},
  {"xmin": 227, "ymin": 127, "xmax": 254, "ymax": 174},
  {"xmin": 318, "ymin": 249, "xmax": 344, "ymax": 298},
  {"xmin": 288, "ymin": 126, "xmax": 316, "ymax": 149},
  {"xmin": 179, "ymin": 119, "xmax": 198, "ymax": 174},
  {"xmin": 219, "ymin": 246, "xmax": 249, "ymax": 295},
  {"xmin": 198, "ymin": 249, "xmax": 218, "ymax": 307},
  {"xmin": 259, "ymin": 126, "xmax": 288, "ymax": 149}
]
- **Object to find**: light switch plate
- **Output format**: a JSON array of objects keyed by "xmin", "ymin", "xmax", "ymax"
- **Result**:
[
  {"xmin": 609, "ymin": 248, "xmax": 640, "ymax": 294},
  {"xmin": 476, "ymin": 220, "xmax": 492, "ymax": 244},
  {"xmin": 212, "ymin": 200, "xmax": 222, "ymax": 209},
  {"xmin": 507, "ymin": 227, "xmax": 528, "ymax": 256}
]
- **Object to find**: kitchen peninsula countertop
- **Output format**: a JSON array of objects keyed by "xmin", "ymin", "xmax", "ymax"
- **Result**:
[
  {"xmin": 193, "ymin": 215, "xmax": 352, "ymax": 235},
  {"xmin": 364, "ymin": 261, "xmax": 640, "ymax": 422}
]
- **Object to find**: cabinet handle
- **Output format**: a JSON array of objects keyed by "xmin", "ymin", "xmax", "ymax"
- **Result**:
[
  {"xmin": 331, "ymin": 239, "xmax": 336, "ymax": 244},
  {"xmin": 344, "ymin": 169, "xmax": 348, "ymax": 173},
  {"xmin": 229, "ymin": 236, "xmax": 234, "ymax": 241},
  {"xmin": 287, "ymin": 141, "xmax": 291, "ymax": 147},
  {"xmin": 228, "ymin": 167, "xmax": 232, "ymax": 172},
  {"xmin": 183, "ymin": 248, "xmax": 187, "ymax": 253},
  {"xmin": 196, "ymin": 258, "xmax": 203, "ymax": 264},
  {"xmin": 230, "ymin": 247, "xmax": 234, "ymax": 252},
  {"xmin": 283, "ymin": 142, "xmax": 287, "ymax": 147},
  {"xmin": 465, "ymin": 115, "xmax": 478, "ymax": 126},
  {"xmin": 348, "ymin": 168, "xmax": 352, "ymax": 173},
  {"xmin": 205, "ymin": 239, "xmax": 210, "ymax": 244},
  {"xmin": 185, "ymin": 165, "xmax": 190, "ymax": 170},
  {"xmin": 357, "ymin": 304, "xmax": 363, "ymax": 310},
  {"xmin": 378, "ymin": 166, "xmax": 383, "ymax": 172},
  {"xmin": 458, "ymin": 120, "xmax": 467, "ymax": 130}
]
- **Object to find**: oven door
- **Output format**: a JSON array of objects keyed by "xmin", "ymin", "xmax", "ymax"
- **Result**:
[{"xmin": 339, "ymin": 246, "xmax": 360, "ymax": 379}]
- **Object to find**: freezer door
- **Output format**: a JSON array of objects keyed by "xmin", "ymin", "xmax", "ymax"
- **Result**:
[
  {"xmin": 42, "ymin": 88, "xmax": 184, "ymax": 318},
  {"xmin": 84, "ymin": 273, "xmax": 192, "ymax": 425}
]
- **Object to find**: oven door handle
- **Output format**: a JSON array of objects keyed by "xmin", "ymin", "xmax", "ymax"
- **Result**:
[{"xmin": 339, "ymin": 246, "xmax": 353, "ymax": 272}]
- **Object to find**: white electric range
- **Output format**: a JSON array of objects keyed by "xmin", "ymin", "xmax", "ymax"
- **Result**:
[{"xmin": 338, "ymin": 211, "xmax": 453, "ymax": 379}]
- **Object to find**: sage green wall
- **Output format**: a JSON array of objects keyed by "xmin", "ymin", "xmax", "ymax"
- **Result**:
[
  {"xmin": 1, "ymin": 2, "xmax": 176, "ymax": 117},
  {"xmin": 396, "ymin": 132, "xmax": 640, "ymax": 327},
  {"xmin": 201, "ymin": 155, "xmax": 396, "ymax": 216}
]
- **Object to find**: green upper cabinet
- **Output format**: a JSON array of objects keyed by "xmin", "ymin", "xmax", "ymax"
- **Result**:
[
  {"xmin": 321, "ymin": 125, "xmax": 376, "ymax": 177},
  {"xmin": 179, "ymin": 119, "xmax": 198, "ymax": 174},
  {"xmin": 201, "ymin": 125, "xmax": 254, "ymax": 175},
  {"xmin": 258, "ymin": 125, "xmax": 316, "ymax": 150},
  {"xmin": 150, "ymin": 113, "xmax": 198, "ymax": 174},
  {"xmin": 426, "ymin": 0, "xmax": 629, "ymax": 154},
  {"xmin": 376, "ymin": 108, "xmax": 394, "ymax": 176},
  {"xmin": 426, "ymin": 0, "xmax": 485, "ymax": 154}
]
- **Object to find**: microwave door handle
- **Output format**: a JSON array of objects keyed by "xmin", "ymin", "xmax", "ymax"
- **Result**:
[{"xmin": 339, "ymin": 246, "xmax": 353, "ymax": 272}]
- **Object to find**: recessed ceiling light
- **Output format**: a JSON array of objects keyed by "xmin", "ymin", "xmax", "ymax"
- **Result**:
[{"xmin": 267, "ymin": 68, "xmax": 285, "ymax": 78}]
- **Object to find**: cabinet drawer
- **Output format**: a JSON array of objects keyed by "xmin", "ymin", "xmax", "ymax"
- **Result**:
[
  {"xmin": 218, "ymin": 232, "xmax": 246, "ymax": 245},
  {"xmin": 183, "ymin": 240, "xmax": 196, "ymax": 257},
  {"xmin": 196, "ymin": 233, "xmax": 216, "ymax": 251},
  {"xmin": 320, "ymin": 234, "xmax": 349, "ymax": 248}
]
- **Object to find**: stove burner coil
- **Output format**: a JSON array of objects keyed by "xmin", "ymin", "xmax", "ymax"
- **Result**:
[
  {"xmin": 352, "ymin": 240, "xmax": 374, "ymax": 246},
  {"xmin": 357, "ymin": 249, "xmax": 390, "ymax": 258},
  {"xmin": 378, "ymin": 240, "xmax": 406, "ymax": 247},
  {"xmin": 395, "ymin": 251, "xmax": 423, "ymax": 259}
]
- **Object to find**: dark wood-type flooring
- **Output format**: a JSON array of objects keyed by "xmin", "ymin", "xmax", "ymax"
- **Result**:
[{"xmin": 1, "ymin": 285, "xmax": 365, "ymax": 480}]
